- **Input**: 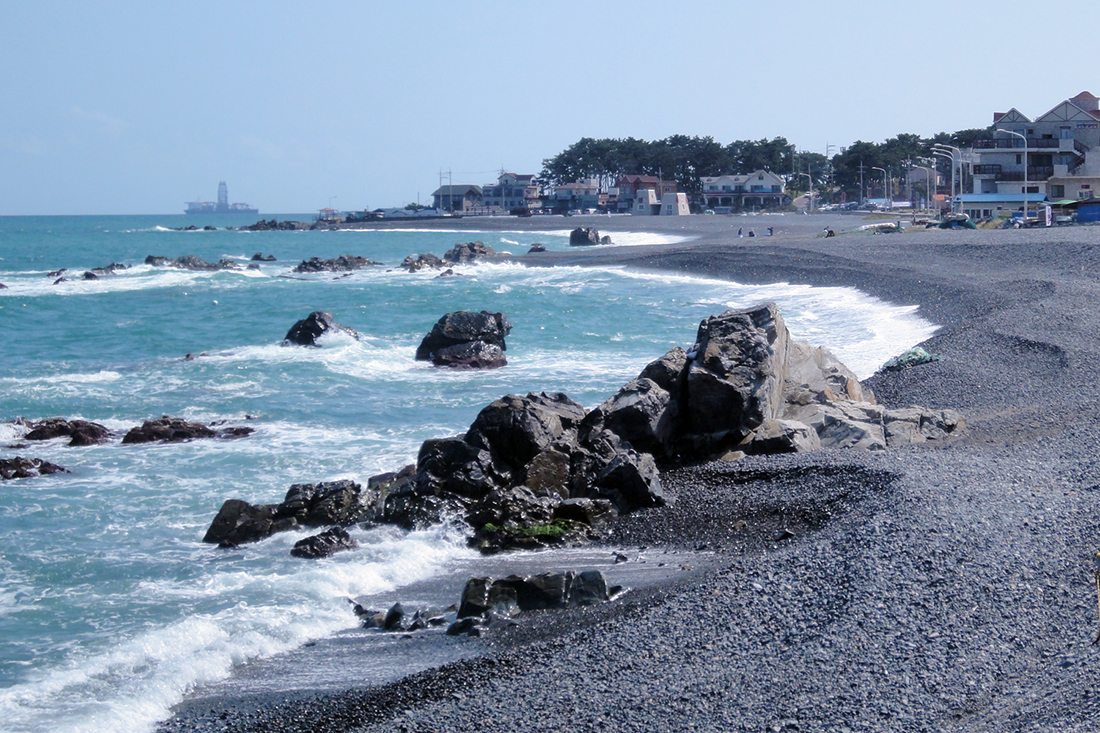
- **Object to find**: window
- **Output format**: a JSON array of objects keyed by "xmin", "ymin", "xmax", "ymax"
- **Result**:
[
  {"xmin": 1052, "ymin": 185, "xmax": 1065, "ymax": 198},
  {"xmin": 1016, "ymin": 154, "xmax": 1022, "ymax": 165},
  {"xmin": 1083, "ymin": 184, "xmax": 1091, "ymax": 190},
  {"xmin": 1026, "ymin": 186, "xmax": 1039, "ymax": 194}
]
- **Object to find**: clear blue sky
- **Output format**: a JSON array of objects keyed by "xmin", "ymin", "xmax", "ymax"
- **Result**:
[{"xmin": 2, "ymin": 0, "xmax": 1092, "ymax": 216}]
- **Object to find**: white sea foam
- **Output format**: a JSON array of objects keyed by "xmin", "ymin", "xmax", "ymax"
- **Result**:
[{"xmin": 0, "ymin": 523, "xmax": 472, "ymax": 733}]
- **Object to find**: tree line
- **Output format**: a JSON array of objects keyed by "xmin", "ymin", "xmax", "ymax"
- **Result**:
[{"xmin": 540, "ymin": 127, "xmax": 993, "ymax": 202}]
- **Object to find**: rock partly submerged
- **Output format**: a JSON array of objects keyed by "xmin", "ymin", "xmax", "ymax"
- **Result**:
[
  {"xmin": 0, "ymin": 456, "xmax": 70, "ymax": 480},
  {"xmin": 283, "ymin": 311, "xmax": 360, "ymax": 346},
  {"xmin": 415, "ymin": 310, "xmax": 512, "ymax": 369}
]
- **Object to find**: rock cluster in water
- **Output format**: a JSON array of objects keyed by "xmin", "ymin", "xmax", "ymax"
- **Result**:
[
  {"xmin": 569, "ymin": 227, "xmax": 612, "ymax": 246},
  {"xmin": 202, "ymin": 302, "xmax": 962, "ymax": 555},
  {"xmin": 400, "ymin": 241, "xmax": 499, "ymax": 272}
]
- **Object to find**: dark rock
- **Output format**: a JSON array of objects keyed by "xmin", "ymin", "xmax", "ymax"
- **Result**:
[
  {"xmin": 465, "ymin": 392, "xmax": 586, "ymax": 474},
  {"xmin": 415, "ymin": 311, "xmax": 512, "ymax": 365},
  {"xmin": 0, "ymin": 283, "xmax": 6, "ymax": 289},
  {"xmin": 250, "ymin": 253, "xmax": 277, "ymax": 262},
  {"xmin": 382, "ymin": 602, "xmax": 406, "ymax": 631},
  {"xmin": 203, "ymin": 479, "xmax": 373, "ymax": 546},
  {"xmin": 458, "ymin": 570, "xmax": 612, "ymax": 619},
  {"xmin": 122, "ymin": 417, "xmax": 216, "ymax": 444},
  {"xmin": 445, "ymin": 617, "xmax": 482, "ymax": 636},
  {"xmin": 279, "ymin": 480, "xmax": 366, "ymax": 525},
  {"xmin": 145, "ymin": 255, "xmax": 239, "ymax": 271},
  {"xmin": 429, "ymin": 341, "xmax": 507, "ymax": 369},
  {"xmin": 292, "ymin": 255, "xmax": 379, "ymax": 273},
  {"xmin": 47, "ymin": 268, "xmax": 66, "ymax": 278},
  {"xmin": 203, "ymin": 499, "xmax": 290, "ymax": 546},
  {"xmin": 283, "ymin": 311, "xmax": 360, "ymax": 346},
  {"xmin": 399, "ymin": 253, "xmax": 446, "ymax": 272},
  {"xmin": 443, "ymin": 241, "xmax": 497, "ymax": 264},
  {"xmin": 84, "ymin": 263, "xmax": 129, "ymax": 279},
  {"xmin": 527, "ymin": 243, "xmax": 547, "ymax": 253},
  {"xmin": 24, "ymin": 418, "xmax": 111, "ymax": 446},
  {"xmin": 216, "ymin": 426, "xmax": 255, "ymax": 439},
  {"xmin": 290, "ymin": 526, "xmax": 359, "ymax": 559},
  {"xmin": 0, "ymin": 456, "xmax": 71, "ymax": 480},
  {"xmin": 569, "ymin": 227, "xmax": 602, "ymax": 246},
  {"xmin": 242, "ymin": 219, "xmax": 309, "ymax": 232}
]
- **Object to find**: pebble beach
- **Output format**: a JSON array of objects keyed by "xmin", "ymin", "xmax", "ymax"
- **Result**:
[{"xmin": 161, "ymin": 212, "xmax": 1100, "ymax": 732}]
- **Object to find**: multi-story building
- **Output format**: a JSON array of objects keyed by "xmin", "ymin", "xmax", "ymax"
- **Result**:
[
  {"xmin": 481, "ymin": 172, "xmax": 540, "ymax": 213},
  {"xmin": 962, "ymin": 91, "xmax": 1100, "ymax": 218},
  {"xmin": 700, "ymin": 170, "xmax": 789, "ymax": 211},
  {"xmin": 431, "ymin": 184, "xmax": 482, "ymax": 213}
]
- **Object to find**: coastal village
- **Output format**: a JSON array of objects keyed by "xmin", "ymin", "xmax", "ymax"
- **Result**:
[{"xmin": 324, "ymin": 90, "xmax": 1100, "ymax": 228}]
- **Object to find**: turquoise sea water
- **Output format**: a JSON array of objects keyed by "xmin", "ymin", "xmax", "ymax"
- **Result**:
[{"xmin": 0, "ymin": 214, "xmax": 937, "ymax": 732}]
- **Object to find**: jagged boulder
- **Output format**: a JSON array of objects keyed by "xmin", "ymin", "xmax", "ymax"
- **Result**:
[
  {"xmin": 569, "ymin": 227, "xmax": 602, "ymax": 246},
  {"xmin": 290, "ymin": 526, "xmax": 359, "ymax": 559},
  {"xmin": 203, "ymin": 479, "xmax": 373, "ymax": 546},
  {"xmin": 415, "ymin": 311, "xmax": 512, "ymax": 368},
  {"xmin": 587, "ymin": 302, "xmax": 962, "ymax": 463},
  {"xmin": 283, "ymin": 311, "xmax": 359, "ymax": 346},
  {"xmin": 443, "ymin": 241, "xmax": 497, "ymax": 264}
]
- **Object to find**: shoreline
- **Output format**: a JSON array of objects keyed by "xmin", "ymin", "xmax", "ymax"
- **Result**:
[{"xmin": 161, "ymin": 215, "xmax": 1100, "ymax": 732}]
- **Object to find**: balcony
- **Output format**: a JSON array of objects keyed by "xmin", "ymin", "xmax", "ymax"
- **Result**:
[
  {"xmin": 995, "ymin": 166, "xmax": 1054, "ymax": 182},
  {"xmin": 973, "ymin": 164, "xmax": 1001, "ymax": 176}
]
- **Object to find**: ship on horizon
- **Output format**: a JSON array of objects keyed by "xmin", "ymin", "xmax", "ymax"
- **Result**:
[{"xmin": 185, "ymin": 181, "xmax": 258, "ymax": 215}]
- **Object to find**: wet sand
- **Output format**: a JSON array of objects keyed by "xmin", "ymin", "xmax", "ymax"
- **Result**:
[{"xmin": 161, "ymin": 213, "xmax": 1100, "ymax": 732}]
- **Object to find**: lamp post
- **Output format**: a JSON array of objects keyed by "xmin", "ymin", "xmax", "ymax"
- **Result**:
[
  {"xmin": 932, "ymin": 150, "xmax": 955, "ymax": 212},
  {"xmin": 996, "ymin": 128, "xmax": 1028, "ymax": 225},
  {"xmin": 934, "ymin": 143, "xmax": 963, "ymax": 212},
  {"xmin": 871, "ymin": 166, "xmax": 887, "ymax": 208},
  {"xmin": 797, "ymin": 171, "xmax": 813, "ymax": 213}
]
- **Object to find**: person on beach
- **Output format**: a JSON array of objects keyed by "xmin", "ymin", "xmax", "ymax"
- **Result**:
[
  {"xmin": 738, "ymin": 226, "xmax": 743, "ymax": 238},
  {"xmin": 748, "ymin": 229, "xmax": 756, "ymax": 237}
]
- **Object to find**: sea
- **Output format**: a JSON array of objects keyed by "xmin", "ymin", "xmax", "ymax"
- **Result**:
[{"xmin": 0, "ymin": 214, "xmax": 938, "ymax": 732}]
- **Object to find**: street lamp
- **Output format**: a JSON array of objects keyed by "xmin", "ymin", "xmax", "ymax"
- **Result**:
[
  {"xmin": 996, "ymin": 128, "xmax": 1028, "ymax": 225},
  {"xmin": 797, "ymin": 171, "xmax": 813, "ymax": 212},
  {"xmin": 871, "ymin": 166, "xmax": 887, "ymax": 208},
  {"xmin": 934, "ymin": 143, "xmax": 964, "ymax": 212},
  {"xmin": 932, "ymin": 149, "xmax": 955, "ymax": 212}
]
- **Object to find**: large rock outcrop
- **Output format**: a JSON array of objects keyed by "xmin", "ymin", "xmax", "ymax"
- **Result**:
[
  {"xmin": 375, "ymin": 391, "xmax": 667, "ymax": 551},
  {"xmin": 415, "ymin": 311, "xmax": 512, "ymax": 369},
  {"xmin": 587, "ymin": 302, "xmax": 962, "ymax": 463}
]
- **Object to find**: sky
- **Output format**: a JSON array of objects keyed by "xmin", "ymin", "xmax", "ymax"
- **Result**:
[{"xmin": 2, "ymin": 0, "xmax": 1095, "ymax": 216}]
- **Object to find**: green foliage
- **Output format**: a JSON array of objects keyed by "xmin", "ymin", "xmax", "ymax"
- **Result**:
[
  {"xmin": 541, "ymin": 124, "xmax": 996, "ymax": 204},
  {"xmin": 479, "ymin": 520, "xmax": 577, "ymax": 538}
]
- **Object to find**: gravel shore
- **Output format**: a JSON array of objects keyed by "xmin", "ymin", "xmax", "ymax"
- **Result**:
[{"xmin": 161, "ymin": 213, "xmax": 1100, "ymax": 732}]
